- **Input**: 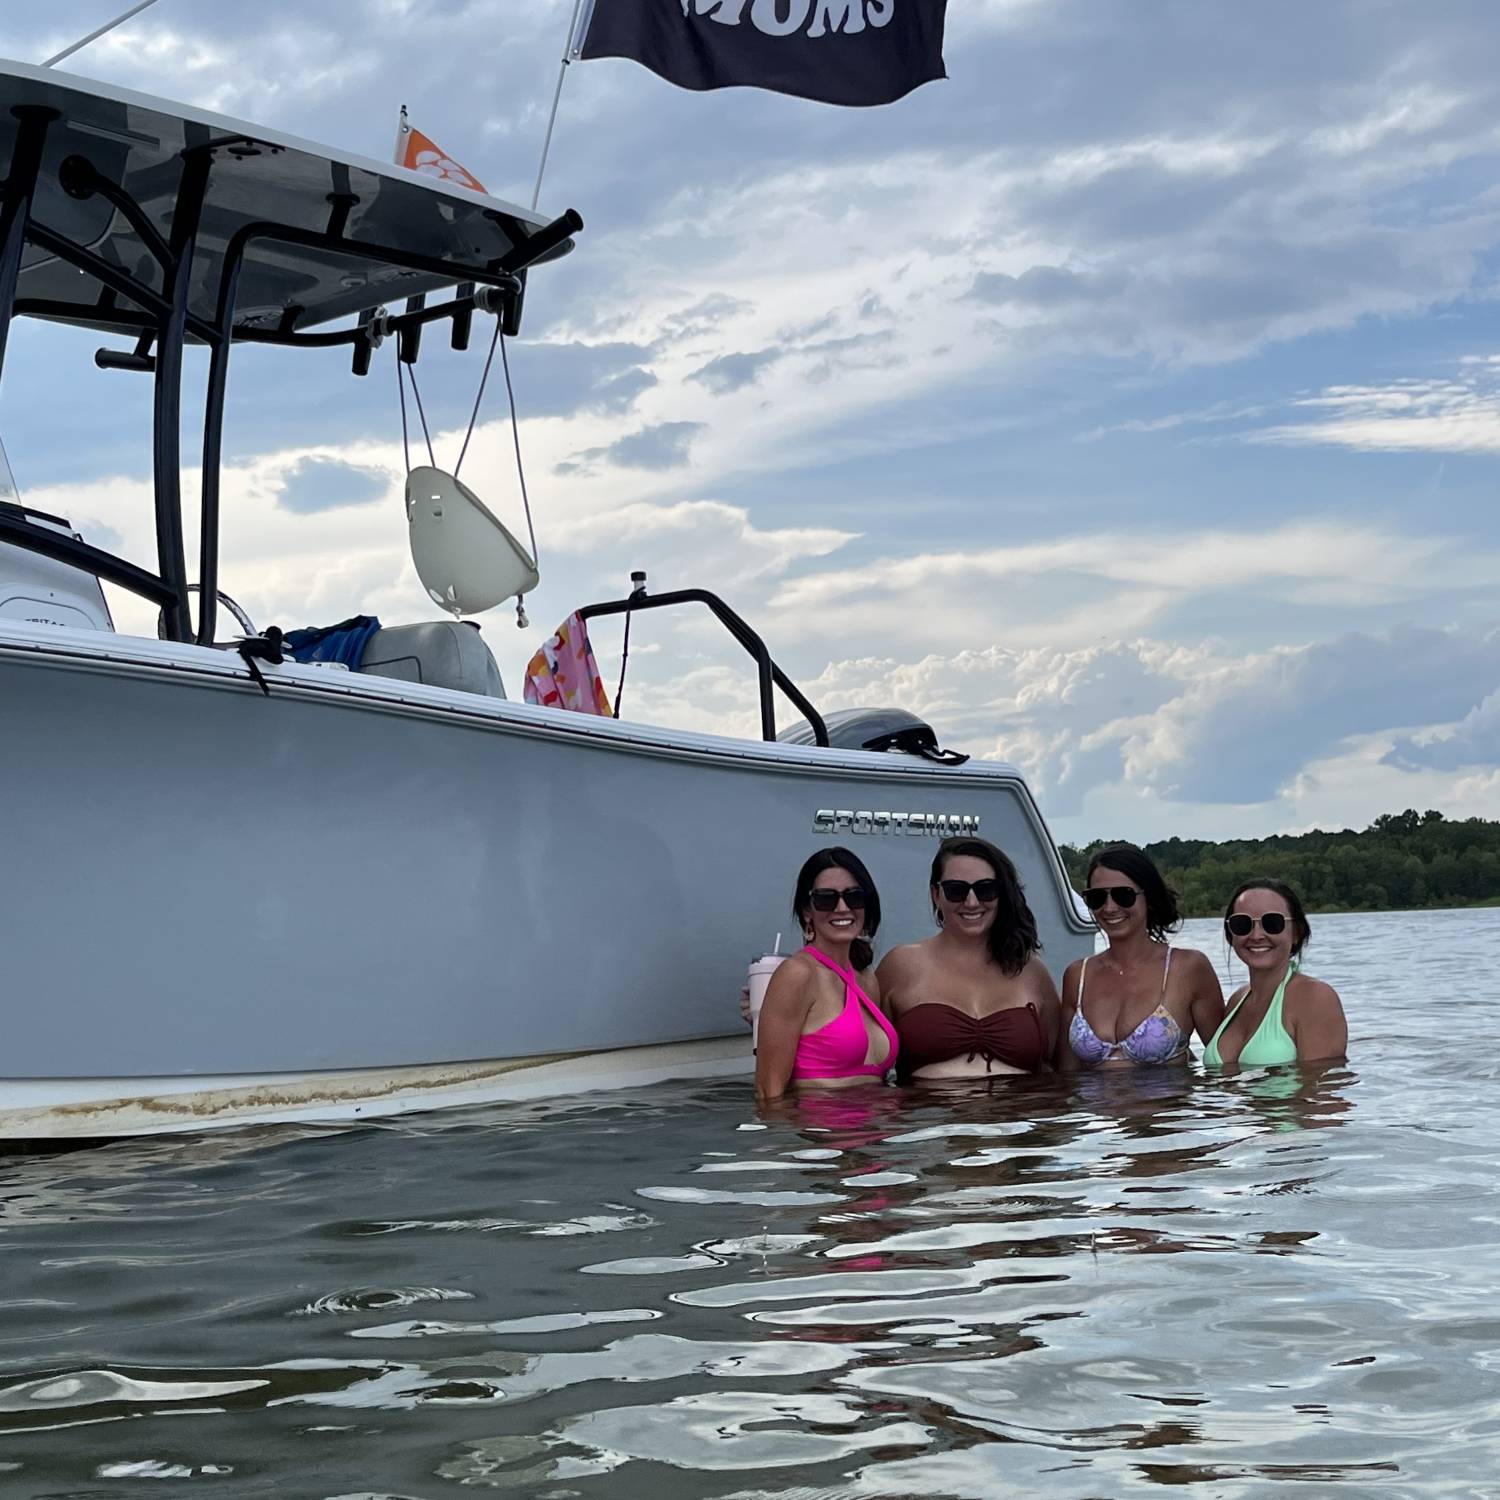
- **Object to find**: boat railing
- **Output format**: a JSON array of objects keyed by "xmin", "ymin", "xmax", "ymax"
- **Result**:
[
  {"xmin": 576, "ymin": 583, "xmax": 830, "ymax": 747},
  {"xmin": 0, "ymin": 502, "xmax": 177, "ymax": 609}
]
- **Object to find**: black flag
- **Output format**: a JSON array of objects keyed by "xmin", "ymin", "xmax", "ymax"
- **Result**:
[{"xmin": 576, "ymin": 1, "xmax": 947, "ymax": 109}]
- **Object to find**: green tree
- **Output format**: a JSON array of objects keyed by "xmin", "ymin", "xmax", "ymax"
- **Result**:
[{"xmin": 1105, "ymin": 810, "xmax": 1500, "ymax": 915}]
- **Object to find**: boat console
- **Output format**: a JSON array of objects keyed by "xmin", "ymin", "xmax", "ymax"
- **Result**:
[{"xmin": 359, "ymin": 620, "xmax": 507, "ymax": 698}]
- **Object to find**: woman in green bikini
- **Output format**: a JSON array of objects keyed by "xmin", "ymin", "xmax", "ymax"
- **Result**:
[{"xmin": 1206, "ymin": 879, "xmax": 1347, "ymax": 1068}]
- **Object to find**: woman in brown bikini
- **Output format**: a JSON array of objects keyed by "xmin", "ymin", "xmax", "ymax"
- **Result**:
[{"xmin": 876, "ymin": 836, "xmax": 1060, "ymax": 1082}]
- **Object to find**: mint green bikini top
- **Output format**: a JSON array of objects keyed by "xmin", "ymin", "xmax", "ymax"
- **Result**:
[{"xmin": 1205, "ymin": 963, "xmax": 1298, "ymax": 1068}]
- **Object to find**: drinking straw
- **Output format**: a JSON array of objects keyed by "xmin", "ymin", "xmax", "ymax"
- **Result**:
[{"xmin": 773, "ymin": 933, "xmax": 781, "ymax": 955}]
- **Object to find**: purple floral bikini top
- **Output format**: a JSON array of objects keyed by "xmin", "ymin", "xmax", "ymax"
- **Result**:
[{"xmin": 1068, "ymin": 948, "xmax": 1189, "ymax": 1066}]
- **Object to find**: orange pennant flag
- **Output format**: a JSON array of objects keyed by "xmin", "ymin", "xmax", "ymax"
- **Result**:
[{"xmin": 393, "ymin": 106, "xmax": 486, "ymax": 194}]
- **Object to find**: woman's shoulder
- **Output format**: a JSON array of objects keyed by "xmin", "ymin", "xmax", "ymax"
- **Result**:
[
  {"xmin": 875, "ymin": 942, "xmax": 932, "ymax": 1008},
  {"xmin": 765, "ymin": 951, "xmax": 841, "ymax": 1017},
  {"xmin": 1056, "ymin": 955, "xmax": 1086, "ymax": 1007},
  {"xmin": 1020, "ymin": 954, "xmax": 1060, "ymax": 996},
  {"xmin": 767, "ymin": 950, "xmax": 820, "ymax": 991},
  {"xmin": 1169, "ymin": 946, "xmax": 1220, "ymax": 980},
  {"xmin": 877, "ymin": 940, "xmax": 931, "ymax": 975},
  {"xmin": 1287, "ymin": 971, "xmax": 1341, "ymax": 1008}
]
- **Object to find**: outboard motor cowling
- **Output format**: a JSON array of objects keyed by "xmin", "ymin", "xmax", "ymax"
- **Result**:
[{"xmin": 778, "ymin": 706, "xmax": 969, "ymax": 765}]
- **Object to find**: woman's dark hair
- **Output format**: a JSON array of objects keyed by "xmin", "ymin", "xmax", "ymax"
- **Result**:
[
  {"xmin": 929, "ymin": 836, "xmax": 1040, "ymax": 976},
  {"xmin": 1087, "ymin": 842, "xmax": 1182, "ymax": 943},
  {"xmin": 793, "ymin": 846, "xmax": 881, "ymax": 971},
  {"xmin": 1223, "ymin": 878, "xmax": 1312, "ymax": 957}
]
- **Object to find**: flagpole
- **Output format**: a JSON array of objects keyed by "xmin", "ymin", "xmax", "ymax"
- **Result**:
[
  {"xmin": 393, "ymin": 105, "xmax": 410, "ymax": 167},
  {"xmin": 42, "ymin": 0, "xmax": 162, "ymax": 68},
  {"xmin": 531, "ymin": 0, "xmax": 589, "ymax": 210}
]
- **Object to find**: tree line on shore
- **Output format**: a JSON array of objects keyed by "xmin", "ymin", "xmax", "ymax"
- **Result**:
[{"xmin": 1060, "ymin": 810, "xmax": 1500, "ymax": 916}]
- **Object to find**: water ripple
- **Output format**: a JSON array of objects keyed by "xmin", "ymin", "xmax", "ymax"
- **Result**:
[
  {"xmin": 296, "ymin": 1286, "xmax": 475, "ymax": 1316},
  {"xmin": 0, "ymin": 912, "xmax": 1493, "ymax": 1492}
]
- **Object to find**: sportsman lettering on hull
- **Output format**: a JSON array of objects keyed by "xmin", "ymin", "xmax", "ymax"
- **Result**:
[{"xmin": 813, "ymin": 810, "xmax": 981, "ymax": 836}]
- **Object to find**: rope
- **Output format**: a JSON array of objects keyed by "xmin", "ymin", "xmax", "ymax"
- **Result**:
[
  {"xmin": 500, "ymin": 331, "xmax": 539, "ymax": 568},
  {"xmin": 613, "ymin": 604, "xmax": 632, "ymax": 719},
  {"xmin": 454, "ymin": 316, "xmax": 500, "ymax": 480},
  {"xmin": 396, "ymin": 352, "xmax": 411, "ymax": 474},
  {"xmin": 392, "ymin": 311, "xmax": 541, "ymax": 629},
  {"xmin": 406, "ymin": 362, "xmax": 437, "ymax": 469}
]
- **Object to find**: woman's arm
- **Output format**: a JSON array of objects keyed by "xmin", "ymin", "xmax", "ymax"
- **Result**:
[
  {"xmin": 1289, "ymin": 976, "xmax": 1348, "ymax": 1063},
  {"xmin": 1028, "ymin": 958, "xmax": 1062, "ymax": 1058},
  {"xmin": 1053, "ymin": 958, "xmax": 1083, "ymax": 1071},
  {"xmin": 873, "ymin": 947, "xmax": 909, "ymax": 1019},
  {"xmin": 1184, "ymin": 949, "xmax": 1226, "ymax": 1045},
  {"xmin": 754, "ymin": 958, "xmax": 817, "ymax": 1101}
]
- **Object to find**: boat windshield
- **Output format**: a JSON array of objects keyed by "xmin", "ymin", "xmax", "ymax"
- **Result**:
[{"xmin": 0, "ymin": 435, "xmax": 16, "ymax": 506}]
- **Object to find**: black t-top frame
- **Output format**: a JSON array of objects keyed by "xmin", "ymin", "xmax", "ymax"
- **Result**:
[{"xmin": 0, "ymin": 62, "xmax": 578, "ymax": 646}]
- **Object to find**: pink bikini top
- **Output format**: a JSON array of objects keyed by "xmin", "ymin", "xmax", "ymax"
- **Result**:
[{"xmin": 792, "ymin": 946, "xmax": 899, "ymax": 1081}]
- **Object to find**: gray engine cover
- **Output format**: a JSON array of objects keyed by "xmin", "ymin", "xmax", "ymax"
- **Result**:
[{"xmin": 779, "ymin": 706, "xmax": 958, "ymax": 759}]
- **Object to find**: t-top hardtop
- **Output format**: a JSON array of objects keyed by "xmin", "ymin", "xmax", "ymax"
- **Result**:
[{"xmin": 0, "ymin": 56, "xmax": 580, "ymax": 644}]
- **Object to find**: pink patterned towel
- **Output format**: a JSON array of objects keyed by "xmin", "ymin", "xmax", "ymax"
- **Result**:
[{"xmin": 523, "ymin": 611, "xmax": 613, "ymax": 716}]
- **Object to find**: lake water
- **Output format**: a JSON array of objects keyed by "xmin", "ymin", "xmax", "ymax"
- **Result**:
[{"xmin": 1, "ymin": 909, "xmax": 1497, "ymax": 1497}]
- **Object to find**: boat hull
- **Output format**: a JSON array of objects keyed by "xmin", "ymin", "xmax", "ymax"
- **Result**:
[
  {"xmin": 0, "ymin": 1040, "xmax": 753, "ymax": 1139},
  {"xmin": 1, "ymin": 624, "xmax": 1093, "ymax": 1135}
]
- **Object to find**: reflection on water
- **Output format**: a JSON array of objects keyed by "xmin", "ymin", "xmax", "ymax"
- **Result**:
[{"xmin": 0, "ymin": 910, "xmax": 1496, "ymax": 1493}]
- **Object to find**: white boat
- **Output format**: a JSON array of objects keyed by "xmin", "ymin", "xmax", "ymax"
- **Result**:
[{"xmin": 0, "ymin": 59, "xmax": 1093, "ymax": 1139}]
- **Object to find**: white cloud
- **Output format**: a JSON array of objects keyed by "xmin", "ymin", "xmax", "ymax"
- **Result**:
[
  {"xmin": 781, "ymin": 622, "xmax": 1500, "ymax": 830},
  {"xmin": 15, "ymin": 0, "xmax": 1500, "ymax": 845},
  {"xmin": 1252, "ymin": 365, "xmax": 1500, "ymax": 454},
  {"xmin": 763, "ymin": 521, "xmax": 1492, "ymax": 655},
  {"xmin": 1119, "ymin": 625, "xmax": 1500, "ymax": 803},
  {"xmin": 1386, "ymin": 687, "xmax": 1500, "ymax": 771}
]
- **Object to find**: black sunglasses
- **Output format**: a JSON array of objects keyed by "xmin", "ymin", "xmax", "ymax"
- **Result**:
[
  {"xmin": 809, "ymin": 886, "xmax": 868, "ymax": 913},
  {"xmin": 1082, "ymin": 886, "xmax": 1138, "ymax": 911},
  {"xmin": 938, "ymin": 878, "xmax": 1001, "ymax": 903},
  {"xmin": 1226, "ymin": 912, "xmax": 1288, "ymax": 937}
]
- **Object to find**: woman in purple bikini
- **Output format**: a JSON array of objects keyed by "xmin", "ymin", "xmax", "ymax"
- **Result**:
[
  {"xmin": 755, "ymin": 847, "xmax": 898, "ymax": 1101},
  {"xmin": 1056, "ymin": 843, "xmax": 1224, "ymax": 1071}
]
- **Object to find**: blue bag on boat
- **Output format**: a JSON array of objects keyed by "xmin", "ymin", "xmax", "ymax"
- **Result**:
[{"xmin": 283, "ymin": 614, "xmax": 382, "ymax": 669}]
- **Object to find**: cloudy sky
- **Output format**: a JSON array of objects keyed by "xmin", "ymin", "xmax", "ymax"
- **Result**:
[{"xmin": 4, "ymin": 0, "xmax": 1500, "ymax": 847}]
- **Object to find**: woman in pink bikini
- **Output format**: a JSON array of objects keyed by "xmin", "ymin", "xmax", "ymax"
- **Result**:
[
  {"xmin": 755, "ymin": 847, "xmax": 898, "ymax": 1101},
  {"xmin": 1055, "ymin": 843, "xmax": 1224, "ymax": 1071}
]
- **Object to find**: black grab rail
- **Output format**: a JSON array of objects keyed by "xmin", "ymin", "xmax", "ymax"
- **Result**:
[
  {"xmin": 0, "ymin": 505, "xmax": 177, "ymax": 608},
  {"xmin": 576, "ymin": 584, "xmax": 830, "ymax": 748}
]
